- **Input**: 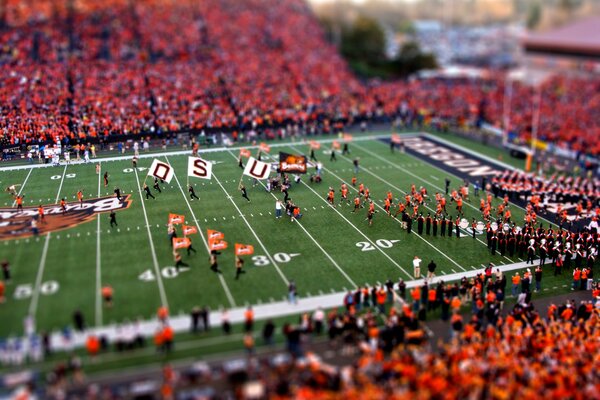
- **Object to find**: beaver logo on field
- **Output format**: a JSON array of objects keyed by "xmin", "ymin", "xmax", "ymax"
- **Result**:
[{"xmin": 0, "ymin": 195, "xmax": 132, "ymax": 241}]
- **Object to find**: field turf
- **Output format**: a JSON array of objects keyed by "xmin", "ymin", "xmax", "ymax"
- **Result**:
[{"xmin": 0, "ymin": 133, "xmax": 565, "ymax": 338}]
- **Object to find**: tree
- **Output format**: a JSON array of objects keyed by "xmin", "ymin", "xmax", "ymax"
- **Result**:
[
  {"xmin": 340, "ymin": 16, "xmax": 386, "ymax": 63},
  {"xmin": 526, "ymin": 2, "xmax": 542, "ymax": 29}
]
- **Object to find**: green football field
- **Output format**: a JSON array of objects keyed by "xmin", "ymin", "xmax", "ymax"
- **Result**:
[{"xmin": 0, "ymin": 133, "xmax": 565, "ymax": 338}]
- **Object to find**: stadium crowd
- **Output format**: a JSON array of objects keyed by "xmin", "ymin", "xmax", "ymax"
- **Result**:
[{"xmin": 1, "ymin": 0, "xmax": 600, "ymax": 157}]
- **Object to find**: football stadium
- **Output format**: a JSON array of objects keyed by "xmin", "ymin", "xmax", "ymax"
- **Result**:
[{"xmin": 0, "ymin": 0, "xmax": 599, "ymax": 398}]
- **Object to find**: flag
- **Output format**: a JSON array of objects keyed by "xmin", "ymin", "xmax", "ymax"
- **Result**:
[
  {"xmin": 173, "ymin": 237, "xmax": 191, "ymax": 249},
  {"xmin": 259, "ymin": 142, "xmax": 271, "ymax": 153},
  {"xmin": 240, "ymin": 148, "xmax": 251, "ymax": 158},
  {"xmin": 332, "ymin": 141, "xmax": 340, "ymax": 149},
  {"xmin": 279, "ymin": 152, "xmax": 307, "ymax": 174},
  {"xmin": 168, "ymin": 213, "xmax": 185, "ymax": 225},
  {"xmin": 243, "ymin": 157, "xmax": 271, "ymax": 180},
  {"xmin": 148, "ymin": 159, "xmax": 175, "ymax": 183},
  {"xmin": 309, "ymin": 140, "xmax": 321, "ymax": 150},
  {"xmin": 343, "ymin": 133, "xmax": 353, "ymax": 142},
  {"xmin": 183, "ymin": 225, "xmax": 198, "ymax": 236},
  {"xmin": 209, "ymin": 239, "xmax": 228, "ymax": 251},
  {"xmin": 207, "ymin": 229, "xmax": 224, "ymax": 240},
  {"xmin": 235, "ymin": 243, "xmax": 255, "ymax": 256},
  {"xmin": 187, "ymin": 157, "xmax": 212, "ymax": 180},
  {"xmin": 391, "ymin": 134, "xmax": 402, "ymax": 144}
]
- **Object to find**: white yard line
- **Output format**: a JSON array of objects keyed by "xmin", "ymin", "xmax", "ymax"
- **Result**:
[
  {"xmin": 95, "ymin": 165, "xmax": 103, "ymax": 326},
  {"xmin": 225, "ymin": 150, "xmax": 358, "ymax": 289},
  {"xmin": 0, "ymin": 135, "xmax": 395, "ymax": 172},
  {"xmin": 11, "ymin": 167, "xmax": 33, "ymax": 207},
  {"xmin": 133, "ymin": 168, "xmax": 169, "ymax": 309},
  {"xmin": 42, "ymin": 258, "xmax": 540, "ymax": 352},
  {"xmin": 164, "ymin": 156, "xmax": 236, "ymax": 308},
  {"xmin": 354, "ymin": 142, "xmax": 521, "ymax": 262},
  {"xmin": 297, "ymin": 176, "xmax": 413, "ymax": 280},
  {"xmin": 212, "ymin": 172, "xmax": 290, "ymax": 286},
  {"xmin": 315, "ymin": 149, "xmax": 468, "ymax": 272},
  {"xmin": 29, "ymin": 165, "xmax": 67, "ymax": 317}
]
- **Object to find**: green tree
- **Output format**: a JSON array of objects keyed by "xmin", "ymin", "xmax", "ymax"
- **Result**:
[
  {"xmin": 526, "ymin": 2, "xmax": 542, "ymax": 29},
  {"xmin": 340, "ymin": 15, "xmax": 386, "ymax": 63}
]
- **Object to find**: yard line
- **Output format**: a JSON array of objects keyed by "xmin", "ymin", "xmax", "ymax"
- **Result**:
[
  {"xmin": 95, "ymin": 165, "xmax": 103, "ymax": 326},
  {"xmin": 164, "ymin": 156, "xmax": 236, "ymax": 308},
  {"xmin": 350, "ymin": 143, "xmax": 518, "ymax": 263},
  {"xmin": 303, "ymin": 146, "xmax": 468, "ymax": 272},
  {"xmin": 298, "ymin": 176, "xmax": 412, "ymax": 279},
  {"xmin": 133, "ymin": 168, "xmax": 169, "ymax": 309},
  {"xmin": 212, "ymin": 172, "xmax": 290, "ymax": 286},
  {"xmin": 29, "ymin": 164, "xmax": 67, "ymax": 317},
  {"xmin": 225, "ymin": 150, "xmax": 357, "ymax": 289},
  {"xmin": 11, "ymin": 167, "xmax": 33, "ymax": 207}
]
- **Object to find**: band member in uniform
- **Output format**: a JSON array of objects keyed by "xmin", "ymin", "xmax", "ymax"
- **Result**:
[
  {"xmin": 189, "ymin": 184, "xmax": 199, "ymax": 200},
  {"xmin": 104, "ymin": 171, "xmax": 109, "ymax": 187},
  {"xmin": 455, "ymin": 216, "xmax": 460, "ymax": 238},
  {"xmin": 309, "ymin": 148, "xmax": 317, "ymax": 162},
  {"xmin": 471, "ymin": 219, "xmax": 477, "ymax": 239},
  {"xmin": 240, "ymin": 184, "xmax": 250, "ymax": 202},
  {"xmin": 330, "ymin": 147, "xmax": 337, "ymax": 162},
  {"xmin": 153, "ymin": 177, "xmax": 162, "ymax": 193},
  {"xmin": 327, "ymin": 187, "xmax": 335, "ymax": 206},
  {"xmin": 132, "ymin": 155, "xmax": 138, "ymax": 168},
  {"xmin": 109, "ymin": 210, "xmax": 118, "ymax": 227},
  {"xmin": 352, "ymin": 195, "xmax": 361, "ymax": 213},
  {"xmin": 342, "ymin": 142, "xmax": 350, "ymax": 155},
  {"xmin": 77, "ymin": 190, "xmax": 84, "ymax": 206},
  {"xmin": 417, "ymin": 214, "xmax": 424, "ymax": 235},
  {"xmin": 238, "ymin": 155, "xmax": 244, "ymax": 169},
  {"xmin": 60, "ymin": 198, "xmax": 67, "ymax": 215},
  {"xmin": 425, "ymin": 213, "xmax": 432, "ymax": 235},
  {"xmin": 432, "ymin": 217, "xmax": 438, "ymax": 236},
  {"xmin": 235, "ymin": 257, "xmax": 246, "ymax": 280},
  {"xmin": 143, "ymin": 183, "xmax": 155, "ymax": 199},
  {"xmin": 440, "ymin": 216, "xmax": 446, "ymax": 237},
  {"xmin": 366, "ymin": 208, "xmax": 374, "ymax": 226},
  {"xmin": 187, "ymin": 237, "xmax": 197, "ymax": 256}
]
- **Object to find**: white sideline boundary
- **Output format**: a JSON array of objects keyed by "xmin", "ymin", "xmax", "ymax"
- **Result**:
[
  {"xmin": 0, "ymin": 135, "xmax": 408, "ymax": 172},
  {"xmin": 39, "ymin": 259, "xmax": 541, "ymax": 351}
]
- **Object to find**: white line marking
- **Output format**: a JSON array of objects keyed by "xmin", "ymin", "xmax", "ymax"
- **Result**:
[
  {"xmin": 212, "ymin": 172, "xmax": 290, "ymax": 286},
  {"xmin": 306, "ymin": 146, "xmax": 466, "ymax": 272},
  {"xmin": 133, "ymin": 168, "xmax": 169, "ymax": 308},
  {"xmin": 95, "ymin": 165, "xmax": 103, "ymax": 326},
  {"xmin": 225, "ymin": 150, "xmax": 357, "ymax": 287},
  {"xmin": 11, "ymin": 167, "xmax": 33, "ymax": 207},
  {"xmin": 297, "ymin": 169, "xmax": 412, "ymax": 279},
  {"xmin": 164, "ymin": 156, "xmax": 236, "ymax": 308},
  {"xmin": 29, "ymin": 164, "xmax": 67, "ymax": 317}
]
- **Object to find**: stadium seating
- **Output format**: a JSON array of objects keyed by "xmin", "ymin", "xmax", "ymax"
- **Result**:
[{"xmin": 0, "ymin": 0, "xmax": 599, "ymax": 156}]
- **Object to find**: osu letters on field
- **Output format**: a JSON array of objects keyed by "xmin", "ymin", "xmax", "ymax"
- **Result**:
[
  {"xmin": 187, "ymin": 156, "xmax": 212, "ymax": 180},
  {"xmin": 148, "ymin": 159, "xmax": 175, "ymax": 183},
  {"xmin": 243, "ymin": 157, "xmax": 271, "ymax": 180}
]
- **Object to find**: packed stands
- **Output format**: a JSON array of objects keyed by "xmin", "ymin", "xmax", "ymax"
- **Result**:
[{"xmin": 0, "ymin": 0, "xmax": 599, "ymax": 156}]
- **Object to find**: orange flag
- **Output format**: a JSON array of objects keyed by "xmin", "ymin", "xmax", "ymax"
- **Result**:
[
  {"xmin": 173, "ymin": 237, "xmax": 191, "ymax": 249},
  {"xmin": 168, "ymin": 213, "xmax": 185, "ymax": 225},
  {"xmin": 343, "ymin": 133, "xmax": 353, "ymax": 141},
  {"xmin": 207, "ymin": 229, "xmax": 224, "ymax": 240},
  {"xmin": 183, "ymin": 225, "xmax": 198, "ymax": 236},
  {"xmin": 240, "ymin": 148, "xmax": 251, "ymax": 158},
  {"xmin": 235, "ymin": 243, "xmax": 255, "ymax": 256},
  {"xmin": 391, "ymin": 134, "xmax": 402, "ymax": 144},
  {"xmin": 309, "ymin": 140, "xmax": 321, "ymax": 150},
  {"xmin": 259, "ymin": 142, "xmax": 271, "ymax": 153},
  {"xmin": 209, "ymin": 239, "xmax": 228, "ymax": 251},
  {"xmin": 332, "ymin": 141, "xmax": 340, "ymax": 149}
]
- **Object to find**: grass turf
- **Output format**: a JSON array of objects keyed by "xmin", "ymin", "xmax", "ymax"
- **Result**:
[{"xmin": 0, "ymin": 133, "xmax": 564, "ymax": 339}]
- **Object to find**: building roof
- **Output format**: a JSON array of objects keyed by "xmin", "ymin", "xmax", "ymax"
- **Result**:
[{"xmin": 523, "ymin": 17, "xmax": 600, "ymax": 56}]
